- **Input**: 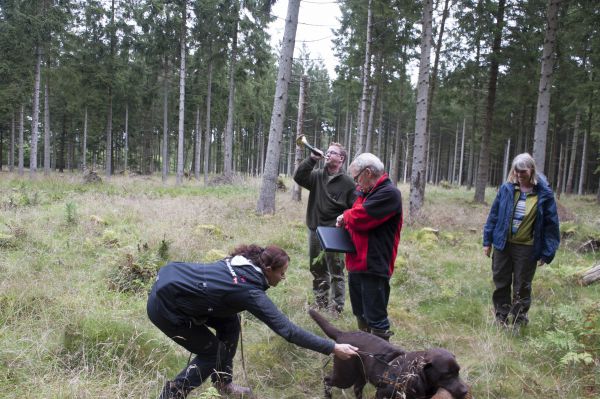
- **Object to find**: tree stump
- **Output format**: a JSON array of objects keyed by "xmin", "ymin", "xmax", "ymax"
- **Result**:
[{"xmin": 579, "ymin": 264, "xmax": 600, "ymax": 286}]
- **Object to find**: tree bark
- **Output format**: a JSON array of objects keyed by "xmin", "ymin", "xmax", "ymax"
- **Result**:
[
  {"xmin": 82, "ymin": 107, "xmax": 88, "ymax": 172},
  {"xmin": 390, "ymin": 115, "xmax": 402, "ymax": 183},
  {"xmin": 224, "ymin": 12, "xmax": 239, "ymax": 177},
  {"xmin": 176, "ymin": 1, "xmax": 187, "ymax": 185},
  {"xmin": 532, "ymin": 0, "xmax": 561, "ymax": 173},
  {"xmin": 44, "ymin": 73, "xmax": 51, "ymax": 175},
  {"xmin": 105, "ymin": 0, "xmax": 115, "ymax": 177},
  {"xmin": 9, "ymin": 112, "xmax": 15, "ymax": 172},
  {"xmin": 565, "ymin": 112, "xmax": 580, "ymax": 194},
  {"xmin": 474, "ymin": 0, "xmax": 506, "ymax": 203},
  {"xmin": 124, "ymin": 104, "xmax": 129, "ymax": 172},
  {"xmin": 195, "ymin": 106, "xmax": 201, "ymax": 180},
  {"xmin": 256, "ymin": 0, "xmax": 300, "ymax": 214},
  {"xmin": 162, "ymin": 58, "xmax": 169, "ymax": 182},
  {"xmin": 356, "ymin": 0, "xmax": 373, "ymax": 156},
  {"xmin": 30, "ymin": 46, "xmax": 42, "ymax": 177},
  {"xmin": 291, "ymin": 75, "xmax": 308, "ymax": 202},
  {"xmin": 409, "ymin": 0, "xmax": 433, "ymax": 220},
  {"xmin": 459, "ymin": 117, "xmax": 466, "ymax": 185},
  {"xmin": 18, "ymin": 105, "xmax": 24, "ymax": 176},
  {"xmin": 204, "ymin": 55, "xmax": 213, "ymax": 185}
]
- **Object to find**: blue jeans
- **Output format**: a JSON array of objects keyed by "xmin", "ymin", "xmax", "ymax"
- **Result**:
[
  {"xmin": 147, "ymin": 300, "xmax": 240, "ymax": 394},
  {"xmin": 348, "ymin": 273, "xmax": 390, "ymax": 330}
]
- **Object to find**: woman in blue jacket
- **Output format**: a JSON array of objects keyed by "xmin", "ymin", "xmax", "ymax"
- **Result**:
[
  {"xmin": 483, "ymin": 153, "xmax": 560, "ymax": 329},
  {"xmin": 147, "ymin": 244, "xmax": 357, "ymax": 399}
]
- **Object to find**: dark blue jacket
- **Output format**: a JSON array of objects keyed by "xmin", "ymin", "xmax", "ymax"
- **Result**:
[
  {"xmin": 483, "ymin": 174, "xmax": 560, "ymax": 264},
  {"xmin": 147, "ymin": 256, "xmax": 334, "ymax": 355}
]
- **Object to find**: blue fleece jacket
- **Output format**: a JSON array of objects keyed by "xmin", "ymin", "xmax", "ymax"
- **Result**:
[{"xmin": 483, "ymin": 174, "xmax": 560, "ymax": 264}]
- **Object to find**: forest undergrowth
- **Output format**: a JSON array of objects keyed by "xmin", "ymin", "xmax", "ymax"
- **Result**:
[{"xmin": 0, "ymin": 172, "xmax": 599, "ymax": 399}]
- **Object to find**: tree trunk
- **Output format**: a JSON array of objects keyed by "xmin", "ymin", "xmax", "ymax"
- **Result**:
[
  {"xmin": 426, "ymin": 0, "xmax": 450, "ymax": 143},
  {"xmin": 555, "ymin": 143, "xmax": 564, "ymax": 198},
  {"xmin": 468, "ymin": 0, "xmax": 484, "ymax": 190},
  {"xmin": 502, "ymin": 138, "xmax": 511, "ymax": 182},
  {"xmin": 44, "ymin": 73, "xmax": 51, "ymax": 175},
  {"xmin": 577, "ymin": 127, "xmax": 588, "ymax": 195},
  {"xmin": 474, "ymin": 0, "xmax": 506, "ymax": 203},
  {"xmin": 390, "ymin": 115, "xmax": 402, "ymax": 183},
  {"xmin": 532, "ymin": 0, "xmax": 561, "ymax": 173},
  {"xmin": 18, "ymin": 105, "xmax": 24, "ymax": 176},
  {"xmin": 124, "ymin": 104, "xmax": 129, "ymax": 172},
  {"xmin": 409, "ymin": 0, "xmax": 433, "ymax": 220},
  {"xmin": 565, "ymin": 112, "xmax": 580, "ymax": 194},
  {"xmin": 162, "ymin": 58, "xmax": 169, "ymax": 182},
  {"xmin": 176, "ymin": 1, "xmax": 187, "ymax": 185},
  {"xmin": 9, "ymin": 112, "xmax": 15, "ymax": 172},
  {"xmin": 82, "ymin": 107, "xmax": 88, "ymax": 172},
  {"xmin": 291, "ymin": 75, "xmax": 308, "ymax": 202},
  {"xmin": 105, "ymin": 0, "xmax": 115, "ymax": 178},
  {"xmin": 30, "ymin": 46, "xmax": 42, "ymax": 177},
  {"xmin": 256, "ymin": 0, "xmax": 300, "ymax": 214},
  {"xmin": 356, "ymin": 0, "xmax": 373, "ymax": 156},
  {"xmin": 204, "ymin": 53, "xmax": 213, "ymax": 184},
  {"xmin": 459, "ymin": 117, "xmax": 466, "ymax": 185},
  {"xmin": 195, "ymin": 106, "xmax": 201, "ymax": 180},
  {"xmin": 224, "ymin": 13, "xmax": 239, "ymax": 177}
]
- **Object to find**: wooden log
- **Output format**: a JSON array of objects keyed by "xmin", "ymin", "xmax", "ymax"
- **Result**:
[{"xmin": 580, "ymin": 264, "xmax": 600, "ymax": 286}]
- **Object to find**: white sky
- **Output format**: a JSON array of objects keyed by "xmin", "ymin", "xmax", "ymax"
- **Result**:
[{"xmin": 267, "ymin": 0, "xmax": 342, "ymax": 79}]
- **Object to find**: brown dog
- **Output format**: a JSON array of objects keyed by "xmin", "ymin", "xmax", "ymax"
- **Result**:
[{"xmin": 309, "ymin": 310, "xmax": 469, "ymax": 399}]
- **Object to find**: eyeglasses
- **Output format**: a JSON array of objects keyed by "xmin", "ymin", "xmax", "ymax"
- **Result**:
[
  {"xmin": 515, "ymin": 168, "xmax": 529, "ymax": 174},
  {"xmin": 326, "ymin": 150, "xmax": 341, "ymax": 156},
  {"xmin": 353, "ymin": 167, "xmax": 368, "ymax": 183}
]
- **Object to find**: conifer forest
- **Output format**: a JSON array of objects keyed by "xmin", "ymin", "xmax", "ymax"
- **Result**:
[{"xmin": 0, "ymin": 0, "xmax": 599, "ymax": 213}]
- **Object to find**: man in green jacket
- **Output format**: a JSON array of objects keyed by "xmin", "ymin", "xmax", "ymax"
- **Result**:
[{"xmin": 293, "ymin": 142, "xmax": 356, "ymax": 313}]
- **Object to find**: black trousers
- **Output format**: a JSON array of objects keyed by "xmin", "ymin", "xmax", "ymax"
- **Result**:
[
  {"xmin": 147, "ymin": 300, "xmax": 240, "ymax": 394},
  {"xmin": 348, "ymin": 273, "xmax": 390, "ymax": 330},
  {"xmin": 492, "ymin": 243, "xmax": 537, "ymax": 324}
]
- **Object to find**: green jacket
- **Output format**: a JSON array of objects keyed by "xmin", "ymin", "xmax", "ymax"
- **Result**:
[{"xmin": 293, "ymin": 157, "xmax": 356, "ymax": 230}]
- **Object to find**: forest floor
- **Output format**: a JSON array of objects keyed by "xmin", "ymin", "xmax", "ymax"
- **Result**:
[{"xmin": 0, "ymin": 172, "xmax": 599, "ymax": 399}]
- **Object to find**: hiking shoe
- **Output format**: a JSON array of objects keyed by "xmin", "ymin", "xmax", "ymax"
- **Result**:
[{"xmin": 214, "ymin": 382, "xmax": 255, "ymax": 398}]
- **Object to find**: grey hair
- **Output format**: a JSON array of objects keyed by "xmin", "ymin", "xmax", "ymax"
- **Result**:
[
  {"xmin": 350, "ymin": 153, "xmax": 385, "ymax": 176},
  {"xmin": 507, "ymin": 152, "xmax": 538, "ymax": 185}
]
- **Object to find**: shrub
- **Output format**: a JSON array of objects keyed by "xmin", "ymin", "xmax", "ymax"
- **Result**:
[{"xmin": 107, "ymin": 247, "xmax": 162, "ymax": 293}]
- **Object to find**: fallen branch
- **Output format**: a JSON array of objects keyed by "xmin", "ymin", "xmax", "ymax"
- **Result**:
[{"xmin": 579, "ymin": 264, "xmax": 600, "ymax": 286}]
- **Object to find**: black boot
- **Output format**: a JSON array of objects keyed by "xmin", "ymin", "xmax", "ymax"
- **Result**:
[
  {"xmin": 371, "ymin": 328, "xmax": 394, "ymax": 341},
  {"xmin": 357, "ymin": 317, "xmax": 370, "ymax": 333}
]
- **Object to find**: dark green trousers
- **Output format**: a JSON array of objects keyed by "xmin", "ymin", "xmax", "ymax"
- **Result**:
[{"xmin": 492, "ymin": 242, "xmax": 537, "ymax": 324}]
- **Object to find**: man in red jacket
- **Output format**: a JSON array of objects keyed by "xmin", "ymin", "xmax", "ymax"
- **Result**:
[{"xmin": 336, "ymin": 153, "xmax": 403, "ymax": 340}]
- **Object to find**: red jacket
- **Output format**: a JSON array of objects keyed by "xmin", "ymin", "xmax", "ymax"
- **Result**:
[{"xmin": 343, "ymin": 174, "xmax": 402, "ymax": 277}]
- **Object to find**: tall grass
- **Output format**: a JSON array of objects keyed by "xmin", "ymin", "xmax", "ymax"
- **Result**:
[{"xmin": 0, "ymin": 172, "xmax": 598, "ymax": 398}]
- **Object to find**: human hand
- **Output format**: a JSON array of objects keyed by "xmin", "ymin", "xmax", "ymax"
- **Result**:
[
  {"xmin": 483, "ymin": 246, "xmax": 491, "ymax": 257},
  {"xmin": 336, "ymin": 214, "xmax": 345, "ymax": 227},
  {"xmin": 333, "ymin": 343, "xmax": 358, "ymax": 360},
  {"xmin": 538, "ymin": 259, "xmax": 545, "ymax": 267},
  {"xmin": 310, "ymin": 149, "xmax": 324, "ymax": 160}
]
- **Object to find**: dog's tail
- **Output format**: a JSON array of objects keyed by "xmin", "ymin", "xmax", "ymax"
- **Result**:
[{"xmin": 308, "ymin": 309, "xmax": 343, "ymax": 340}]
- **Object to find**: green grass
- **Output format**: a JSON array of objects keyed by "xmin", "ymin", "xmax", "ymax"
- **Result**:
[{"xmin": 0, "ymin": 172, "xmax": 599, "ymax": 398}]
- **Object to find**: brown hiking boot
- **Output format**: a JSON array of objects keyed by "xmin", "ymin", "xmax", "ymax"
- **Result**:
[{"xmin": 214, "ymin": 382, "xmax": 255, "ymax": 398}]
